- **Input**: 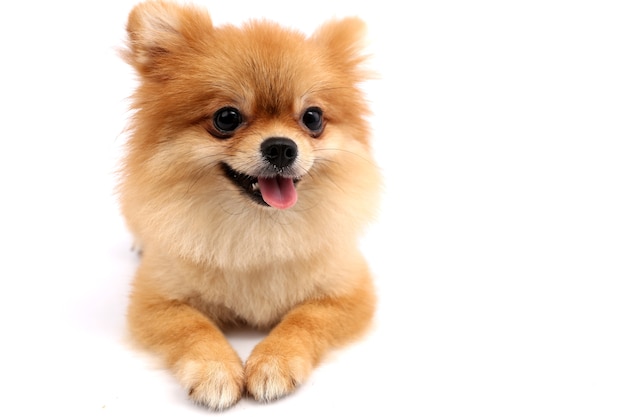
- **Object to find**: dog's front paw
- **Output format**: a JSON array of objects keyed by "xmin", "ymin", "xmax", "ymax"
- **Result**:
[
  {"xmin": 244, "ymin": 347, "xmax": 313, "ymax": 402},
  {"xmin": 175, "ymin": 359, "xmax": 245, "ymax": 410}
]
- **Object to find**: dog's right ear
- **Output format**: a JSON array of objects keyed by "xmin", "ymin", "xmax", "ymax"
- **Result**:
[{"xmin": 123, "ymin": 0, "xmax": 213, "ymax": 79}]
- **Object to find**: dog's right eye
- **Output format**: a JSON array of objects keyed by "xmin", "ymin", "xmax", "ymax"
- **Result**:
[
  {"xmin": 212, "ymin": 107, "xmax": 242, "ymax": 138},
  {"xmin": 301, "ymin": 107, "xmax": 324, "ymax": 137}
]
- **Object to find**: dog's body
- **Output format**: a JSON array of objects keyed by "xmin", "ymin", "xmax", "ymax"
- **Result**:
[{"xmin": 120, "ymin": 1, "xmax": 381, "ymax": 409}]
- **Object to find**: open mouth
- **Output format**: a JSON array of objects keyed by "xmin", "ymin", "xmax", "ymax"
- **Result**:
[{"xmin": 220, "ymin": 162, "xmax": 300, "ymax": 209}]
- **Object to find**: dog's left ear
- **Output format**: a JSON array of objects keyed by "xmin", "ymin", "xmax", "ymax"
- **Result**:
[
  {"xmin": 123, "ymin": 0, "xmax": 213, "ymax": 79},
  {"xmin": 311, "ymin": 17, "xmax": 371, "ymax": 80}
]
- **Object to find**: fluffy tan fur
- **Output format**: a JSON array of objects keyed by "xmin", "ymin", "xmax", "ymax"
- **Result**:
[{"xmin": 119, "ymin": 0, "xmax": 381, "ymax": 409}]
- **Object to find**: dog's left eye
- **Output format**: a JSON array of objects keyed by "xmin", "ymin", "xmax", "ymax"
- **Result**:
[
  {"xmin": 301, "ymin": 107, "xmax": 324, "ymax": 136},
  {"xmin": 212, "ymin": 107, "xmax": 243, "ymax": 138}
]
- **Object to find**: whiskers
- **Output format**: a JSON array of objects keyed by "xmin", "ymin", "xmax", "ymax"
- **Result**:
[
  {"xmin": 184, "ymin": 154, "xmax": 222, "ymax": 196},
  {"xmin": 171, "ymin": 142, "xmax": 376, "ymax": 223},
  {"xmin": 300, "ymin": 84, "xmax": 353, "ymax": 98},
  {"xmin": 312, "ymin": 147, "xmax": 379, "ymax": 168},
  {"xmin": 296, "ymin": 146, "xmax": 380, "ymax": 209}
]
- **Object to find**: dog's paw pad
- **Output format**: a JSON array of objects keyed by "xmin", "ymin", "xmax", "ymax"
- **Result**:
[
  {"xmin": 175, "ymin": 359, "xmax": 244, "ymax": 410},
  {"xmin": 244, "ymin": 354, "xmax": 311, "ymax": 402}
]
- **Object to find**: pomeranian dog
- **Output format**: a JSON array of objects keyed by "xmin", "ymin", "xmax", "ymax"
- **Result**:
[{"xmin": 119, "ymin": 0, "xmax": 381, "ymax": 410}]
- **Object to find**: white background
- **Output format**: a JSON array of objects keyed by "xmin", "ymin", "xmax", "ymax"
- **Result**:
[{"xmin": 1, "ymin": 1, "xmax": 624, "ymax": 416}]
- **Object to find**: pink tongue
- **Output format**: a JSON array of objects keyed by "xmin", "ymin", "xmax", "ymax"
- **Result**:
[{"xmin": 257, "ymin": 176, "xmax": 298, "ymax": 209}]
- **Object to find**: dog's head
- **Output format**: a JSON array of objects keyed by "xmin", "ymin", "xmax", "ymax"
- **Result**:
[{"xmin": 120, "ymin": 1, "xmax": 380, "ymax": 264}]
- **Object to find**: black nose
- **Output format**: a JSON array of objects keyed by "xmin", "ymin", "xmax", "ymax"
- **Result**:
[{"xmin": 260, "ymin": 137, "xmax": 298, "ymax": 169}]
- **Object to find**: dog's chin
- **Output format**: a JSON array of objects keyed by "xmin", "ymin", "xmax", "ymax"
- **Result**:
[{"xmin": 220, "ymin": 162, "xmax": 301, "ymax": 208}]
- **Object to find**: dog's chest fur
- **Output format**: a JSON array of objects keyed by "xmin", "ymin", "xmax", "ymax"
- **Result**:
[{"xmin": 146, "ymin": 250, "xmax": 353, "ymax": 329}]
